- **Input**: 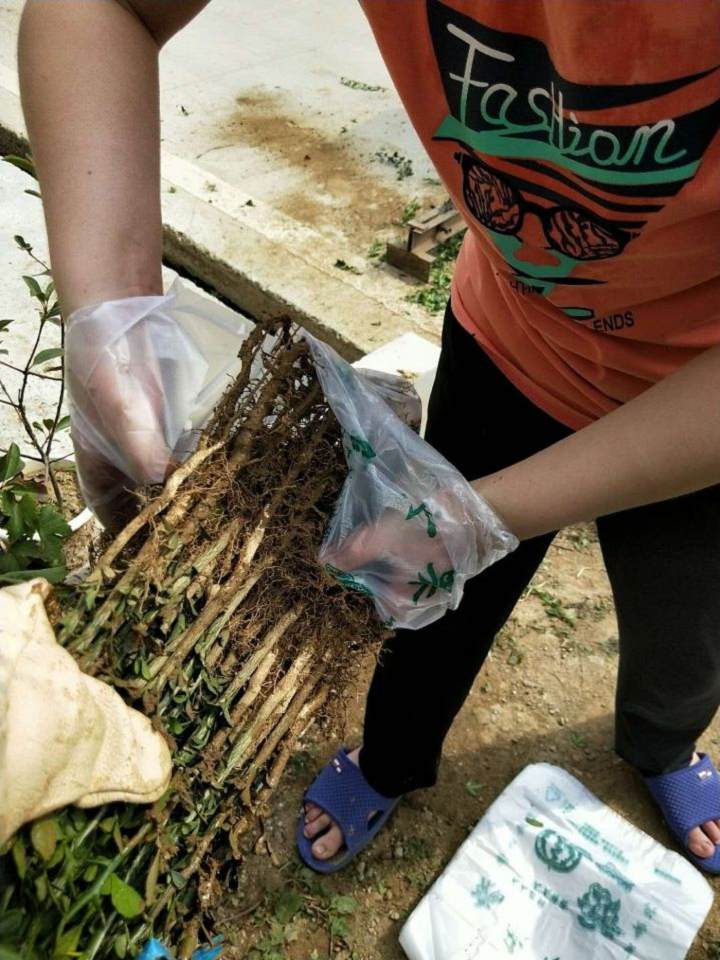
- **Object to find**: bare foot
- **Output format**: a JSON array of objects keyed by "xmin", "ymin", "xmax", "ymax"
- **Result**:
[
  {"xmin": 303, "ymin": 748, "xmax": 371, "ymax": 861},
  {"xmin": 686, "ymin": 753, "xmax": 720, "ymax": 858}
]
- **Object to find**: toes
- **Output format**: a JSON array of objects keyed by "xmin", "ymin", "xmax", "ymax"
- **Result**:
[
  {"xmin": 304, "ymin": 813, "xmax": 332, "ymax": 839},
  {"xmin": 688, "ymin": 826, "xmax": 715, "ymax": 859},
  {"xmin": 304, "ymin": 803, "xmax": 324, "ymax": 825},
  {"xmin": 312, "ymin": 825, "xmax": 344, "ymax": 860},
  {"xmin": 701, "ymin": 820, "xmax": 720, "ymax": 845}
]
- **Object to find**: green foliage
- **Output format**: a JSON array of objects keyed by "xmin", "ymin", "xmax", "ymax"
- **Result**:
[
  {"xmin": 247, "ymin": 870, "xmax": 359, "ymax": 958},
  {"xmin": 464, "ymin": 780, "xmax": 483, "ymax": 798},
  {"xmin": 0, "ymin": 804, "xmax": 154, "ymax": 960},
  {"xmin": 103, "ymin": 876, "xmax": 145, "ymax": 919},
  {"xmin": 0, "ymin": 444, "xmax": 71, "ymax": 584},
  {"xmin": 366, "ymin": 238, "xmax": 385, "ymax": 260},
  {"xmin": 374, "ymin": 148, "xmax": 413, "ymax": 180},
  {"xmin": 333, "ymin": 258, "xmax": 362, "ymax": 275},
  {"xmin": 531, "ymin": 588, "xmax": 577, "ymax": 627},
  {"xmin": 0, "ymin": 228, "xmax": 68, "ymax": 514},
  {"xmin": 399, "ymin": 199, "xmax": 421, "ymax": 225},
  {"xmin": 405, "ymin": 230, "xmax": 466, "ymax": 313},
  {"xmin": 340, "ymin": 76, "xmax": 385, "ymax": 92},
  {"xmin": 2, "ymin": 154, "xmax": 37, "ymax": 179}
]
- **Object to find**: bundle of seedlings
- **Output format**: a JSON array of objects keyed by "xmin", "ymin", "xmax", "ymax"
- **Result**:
[{"xmin": 0, "ymin": 320, "xmax": 387, "ymax": 960}]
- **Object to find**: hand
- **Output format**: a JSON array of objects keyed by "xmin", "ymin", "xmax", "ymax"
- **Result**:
[
  {"xmin": 65, "ymin": 303, "xmax": 177, "ymax": 531},
  {"xmin": 321, "ymin": 487, "xmax": 517, "ymax": 630}
]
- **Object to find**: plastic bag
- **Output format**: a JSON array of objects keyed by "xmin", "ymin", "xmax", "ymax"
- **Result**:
[
  {"xmin": 304, "ymin": 332, "xmax": 518, "ymax": 630},
  {"xmin": 65, "ymin": 276, "xmax": 253, "ymax": 525},
  {"xmin": 356, "ymin": 368, "xmax": 422, "ymax": 433},
  {"xmin": 136, "ymin": 936, "xmax": 223, "ymax": 960},
  {"xmin": 399, "ymin": 763, "xmax": 713, "ymax": 960}
]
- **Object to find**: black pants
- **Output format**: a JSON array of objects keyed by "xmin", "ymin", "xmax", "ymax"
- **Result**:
[{"xmin": 359, "ymin": 303, "xmax": 720, "ymax": 797}]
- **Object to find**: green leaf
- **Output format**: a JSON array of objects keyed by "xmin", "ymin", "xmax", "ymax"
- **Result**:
[
  {"xmin": 113, "ymin": 934, "xmax": 128, "ymax": 959},
  {"xmin": 24, "ymin": 188, "xmax": 42, "ymax": 199},
  {"xmin": 32, "ymin": 347, "xmax": 64, "ymax": 366},
  {"xmin": 330, "ymin": 894, "xmax": 358, "ymax": 915},
  {"xmin": 0, "ymin": 444, "xmax": 21, "ymax": 483},
  {"xmin": 45, "ymin": 842, "xmax": 65, "ymax": 870},
  {"xmin": 22, "ymin": 275, "xmax": 44, "ymax": 301},
  {"xmin": 0, "ymin": 319, "xmax": 14, "ymax": 333},
  {"xmin": 464, "ymin": 780, "xmax": 483, "ymax": 798},
  {"xmin": 3, "ymin": 154, "xmax": 37, "ymax": 178},
  {"xmin": 329, "ymin": 915, "xmax": 350, "ymax": 939},
  {"xmin": 34, "ymin": 874, "xmax": 48, "ymax": 902},
  {"xmin": 144, "ymin": 851, "xmax": 161, "ymax": 906},
  {"xmin": 274, "ymin": 888, "xmax": 302, "ymax": 924},
  {"xmin": 0, "ymin": 945, "xmax": 24, "ymax": 960},
  {"xmin": 31, "ymin": 818, "xmax": 57, "ymax": 861},
  {"xmin": 0, "ymin": 909, "xmax": 26, "ymax": 939},
  {"xmin": 99, "ymin": 873, "xmax": 115, "ymax": 896},
  {"xmin": 112, "ymin": 822, "xmax": 123, "ymax": 852},
  {"xmin": 37, "ymin": 504, "xmax": 71, "ymax": 565},
  {"xmin": 56, "ymin": 415, "xmax": 71, "ymax": 432},
  {"xmin": 10, "ymin": 837, "xmax": 26, "ymax": 879},
  {"xmin": 54, "ymin": 925, "xmax": 83, "ymax": 958},
  {"xmin": 0, "ymin": 565, "xmax": 66, "ymax": 585},
  {"xmin": 1, "ymin": 490, "xmax": 38, "ymax": 540},
  {"xmin": 108, "ymin": 875, "xmax": 144, "ymax": 919}
]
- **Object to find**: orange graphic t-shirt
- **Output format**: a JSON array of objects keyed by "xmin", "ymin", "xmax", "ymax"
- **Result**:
[{"xmin": 361, "ymin": 0, "xmax": 720, "ymax": 429}]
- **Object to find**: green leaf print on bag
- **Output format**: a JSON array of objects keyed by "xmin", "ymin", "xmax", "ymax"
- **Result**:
[
  {"xmin": 348, "ymin": 433, "xmax": 376, "ymax": 460},
  {"xmin": 534, "ymin": 829, "xmax": 583, "ymax": 873},
  {"xmin": 324, "ymin": 563, "xmax": 375, "ymax": 598},
  {"xmin": 472, "ymin": 876, "xmax": 505, "ymax": 909},
  {"xmin": 577, "ymin": 882, "xmax": 623, "ymax": 939},
  {"xmin": 504, "ymin": 928, "xmax": 522, "ymax": 954},
  {"xmin": 408, "ymin": 562, "xmax": 455, "ymax": 603},
  {"xmin": 405, "ymin": 502, "xmax": 438, "ymax": 537}
]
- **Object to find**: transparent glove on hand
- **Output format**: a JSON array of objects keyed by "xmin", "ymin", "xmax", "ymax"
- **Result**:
[
  {"xmin": 305, "ymin": 332, "xmax": 519, "ymax": 630},
  {"xmin": 65, "ymin": 277, "xmax": 252, "ymax": 529}
]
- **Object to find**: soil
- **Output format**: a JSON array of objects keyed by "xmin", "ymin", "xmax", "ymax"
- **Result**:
[
  {"xmin": 212, "ymin": 89, "xmax": 444, "ymax": 251},
  {"xmin": 223, "ymin": 521, "xmax": 720, "ymax": 959}
]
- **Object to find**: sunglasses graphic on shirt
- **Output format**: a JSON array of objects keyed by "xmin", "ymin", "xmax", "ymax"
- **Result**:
[{"xmin": 454, "ymin": 151, "xmax": 635, "ymax": 261}]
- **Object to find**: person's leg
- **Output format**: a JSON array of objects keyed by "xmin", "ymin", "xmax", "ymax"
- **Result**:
[
  {"xmin": 304, "ymin": 304, "xmax": 573, "ymax": 859},
  {"xmin": 597, "ymin": 483, "xmax": 720, "ymax": 857}
]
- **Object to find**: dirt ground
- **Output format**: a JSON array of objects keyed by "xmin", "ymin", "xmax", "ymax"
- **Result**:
[{"xmin": 221, "ymin": 522, "xmax": 720, "ymax": 960}]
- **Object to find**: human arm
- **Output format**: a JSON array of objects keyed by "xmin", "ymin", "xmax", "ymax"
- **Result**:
[
  {"xmin": 17, "ymin": 0, "xmax": 212, "ymax": 526},
  {"xmin": 473, "ymin": 340, "xmax": 720, "ymax": 539},
  {"xmin": 17, "ymin": 0, "xmax": 211, "ymax": 316}
]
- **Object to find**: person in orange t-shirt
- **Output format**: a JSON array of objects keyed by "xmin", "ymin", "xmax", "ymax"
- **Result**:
[
  {"xmin": 17, "ymin": 0, "xmax": 720, "ymax": 879},
  {"xmin": 299, "ymin": 0, "xmax": 720, "ymax": 875}
]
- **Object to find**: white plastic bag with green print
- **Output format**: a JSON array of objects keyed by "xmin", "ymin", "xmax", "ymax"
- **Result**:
[
  {"xmin": 304, "ymin": 332, "xmax": 519, "ymax": 631},
  {"xmin": 399, "ymin": 763, "xmax": 713, "ymax": 960}
]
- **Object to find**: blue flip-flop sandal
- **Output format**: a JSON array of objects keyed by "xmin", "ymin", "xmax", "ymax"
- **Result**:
[
  {"xmin": 644, "ymin": 752, "xmax": 720, "ymax": 874},
  {"xmin": 297, "ymin": 747, "xmax": 402, "ymax": 874}
]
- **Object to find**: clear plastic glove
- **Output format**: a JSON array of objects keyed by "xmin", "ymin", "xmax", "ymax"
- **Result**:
[
  {"xmin": 304, "ymin": 332, "xmax": 519, "ymax": 630},
  {"xmin": 65, "ymin": 277, "xmax": 252, "ymax": 529}
]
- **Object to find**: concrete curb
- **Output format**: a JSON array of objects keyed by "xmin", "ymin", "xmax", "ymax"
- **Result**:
[{"xmin": 0, "ymin": 70, "xmax": 440, "ymax": 361}]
